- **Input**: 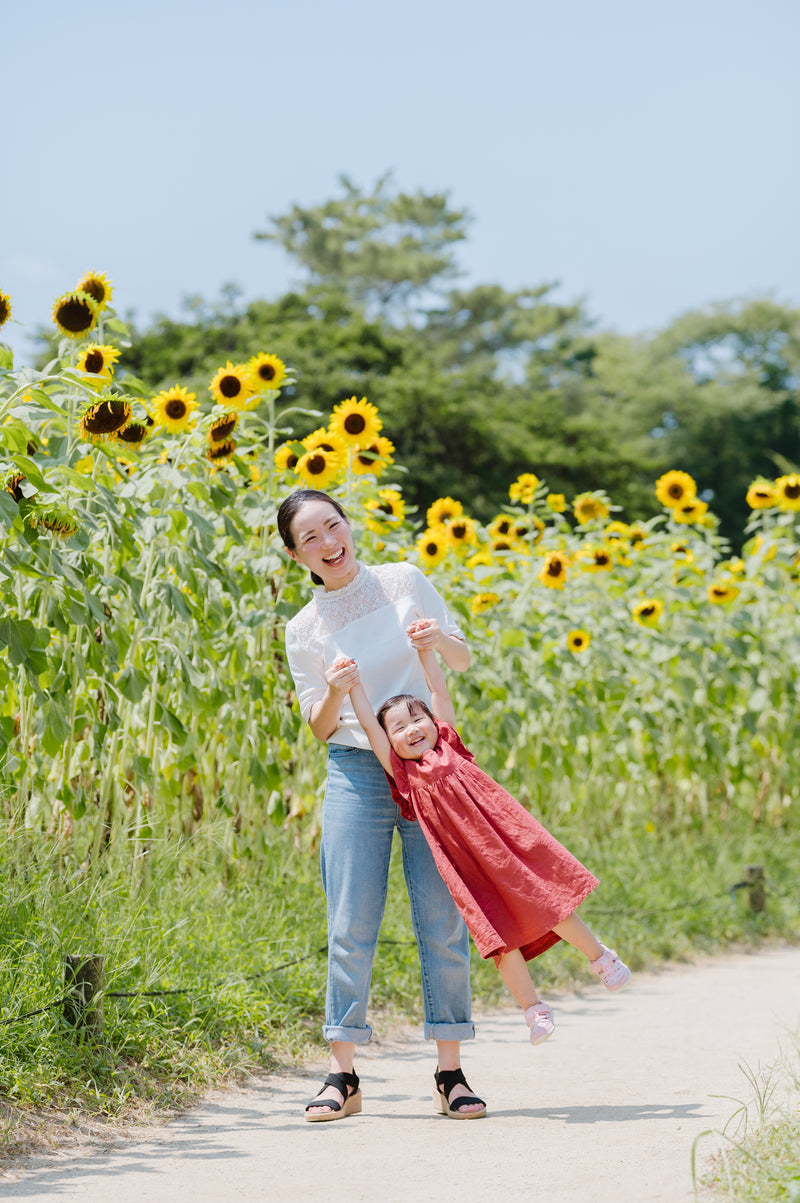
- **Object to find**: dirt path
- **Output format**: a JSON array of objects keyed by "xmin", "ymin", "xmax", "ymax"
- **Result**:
[{"xmin": 3, "ymin": 945, "xmax": 799, "ymax": 1202}]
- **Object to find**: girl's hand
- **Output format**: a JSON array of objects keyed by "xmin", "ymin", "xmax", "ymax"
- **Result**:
[
  {"xmin": 407, "ymin": 618, "xmax": 441, "ymax": 651},
  {"xmin": 325, "ymin": 657, "xmax": 360, "ymax": 693}
]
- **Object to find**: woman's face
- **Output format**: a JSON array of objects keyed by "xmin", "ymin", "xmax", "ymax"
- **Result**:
[{"xmin": 287, "ymin": 499, "xmax": 357, "ymax": 589}]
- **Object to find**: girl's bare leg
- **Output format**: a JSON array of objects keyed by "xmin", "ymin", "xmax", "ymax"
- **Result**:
[
  {"xmin": 552, "ymin": 912, "xmax": 603, "ymax": 960},
  {"xmin": 497, "ymin": 949, "xmax": 540, "ymax": 1009},
  {"xmin": 306, "ymin": 1041, "xmax": 355, "ymax": 1115},
  {"xmin": 436, "ymin": 1040, "xmax": 484, "ymax": 1113}
]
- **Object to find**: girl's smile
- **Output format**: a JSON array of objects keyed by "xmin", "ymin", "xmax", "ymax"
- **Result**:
[{"xmin": 383, "ymin": 702, "xmax": 438, "ymax": 760}]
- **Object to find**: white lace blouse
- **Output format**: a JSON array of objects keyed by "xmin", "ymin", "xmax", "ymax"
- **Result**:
[{"xmin": 284, "ymin": 561, "xmax": 465, "ymax": 749}]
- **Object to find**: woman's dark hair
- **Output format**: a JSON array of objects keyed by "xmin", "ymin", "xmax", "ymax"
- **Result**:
[
  {"xmin": 277, "ymin": 489, "xmax": 349, "ymax": 586},
  {"xmin": 376, "ymin": 694, "xmax": 434, "ymax": 732}
]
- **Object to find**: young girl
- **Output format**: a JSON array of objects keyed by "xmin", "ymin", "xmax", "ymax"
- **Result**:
[{"xmin": 329, "ymin": 625, "xmax": 630, "ymax": 1049}]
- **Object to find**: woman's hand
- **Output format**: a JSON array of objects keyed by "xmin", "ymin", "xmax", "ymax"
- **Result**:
[
  {"xmin": 406, "ymin": 618, "xmax": 442, "ymax": 651},
  {"xmin": 325, "ymin": 657, "xmax": 360, "ymax": 694}
]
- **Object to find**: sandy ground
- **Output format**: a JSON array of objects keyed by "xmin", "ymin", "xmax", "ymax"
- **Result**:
[{"xmin": 2, "ymin": 945, "xmax": 799, "ymax": 1202}]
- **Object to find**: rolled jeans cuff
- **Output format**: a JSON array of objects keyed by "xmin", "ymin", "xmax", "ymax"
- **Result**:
[
  {"xmin": 424, "ymin": 1020, "xmax": 476, "ymax": 1042},
  {"xmin": 322, "ymin": 1023, "xmax": 373, "ymax": 1045}
]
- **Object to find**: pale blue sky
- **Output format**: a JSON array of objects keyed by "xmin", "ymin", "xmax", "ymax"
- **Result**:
[{"xmin": 3, "ymin": 0, "xmax": 798, "ymax": 363}]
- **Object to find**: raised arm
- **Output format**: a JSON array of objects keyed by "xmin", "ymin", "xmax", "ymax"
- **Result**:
[
  {"xmin": 325, "ymin": 657, "xmax": 395, "ymax": 777},
  {"xmin": 407, "ymin": 616, "xmax": 470, "ymax": 672},
  {"xmin": 416, "ymin": 646, "xmax": 457, "ymax": 727}
]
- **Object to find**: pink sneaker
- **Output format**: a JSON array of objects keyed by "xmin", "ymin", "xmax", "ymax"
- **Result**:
[
  {"xmin": 589, "ymin": 945, "xmax": 631, "ymax": 992},
  {"xmin": 524, "ymin": 1003, "xmax": 555, "ymax": 1046}
]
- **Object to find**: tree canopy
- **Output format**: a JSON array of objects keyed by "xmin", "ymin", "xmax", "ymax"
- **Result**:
[{"xmin": 114, "ymin": 177, "xmax": 800, "ymax": 544}]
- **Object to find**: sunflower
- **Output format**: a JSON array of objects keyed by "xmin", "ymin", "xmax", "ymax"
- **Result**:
[
  {"xmin": 295, "ymin": 447, "xmax": 342, "ymax": 490},
  {"xmin": 52, "ymin": 290, "xmax": 99, "ymax": 338},
  {"xmin": 573, "ymin": 493, "xmax": 609, "ymax": 525},
  {"xmin": 116, "ymin": 420, "xmax": 149, "ymax": 447},
  {"xmin": 514, "ymin": 515, "xmax": 545, "ymax": 544},
  {"xmin": 628, "ymin": 525, "xmax": 647, "ymax": 547},
  {"xmin": 466, "ymin": 547, "xmax": 494, "ymax": 569},
  {"xmin": 655, "ymin": 470, "xmax": 697, "ymax": 509},
  {"xmin": 447, "ymin": 515, "xmax": 479, "ymax": 550},
  {"xmin": 206, "ymin": 439, "xmax": 236, "ymax": 465},
  {"xmin": 303, "ymin": 427, "xmax": 348, "ymax": 459},
  {"xmin": 604, "ymin": 521, "xmax": 629, "ymax": 542},
  {"xmin": 774, "ymin": 474, "xmax": 800, "ymax": 512},
  {"xmin": 151, "ymin": 385, "xmax": 198, "ymax": 433},
  {"xmin": 0, "ymin": 290, "xmax": 11, "ymax": 329},
  {"xmin": 745, "ymin": 480, "xmax": 778, "ymax": 510},
  {"xmin": 329, "ymin": 396, "xmax": 382, "ymax": 449},
  {"xmin": 209, "ymin": 362, "xmax": 254, "ymax": 409},
  {"xmin": 488, "ymin": 514, "xmax": 514, "ymax": 540},
  {"xmin": 37, "ymin": 505, "xmax": 79, "ymax": 538},
  {"xmin": 274, "ymin": 442, "xmax": 302, "ymax": 473},
  {"xmin": 632, "ymin": 598, "xmax": 663, "ymax": 627},
  {"xmin": 248, "ymin": 352, "xmax": 286, "ymax": 392},
  {"xmin": 748, "ymin": 535, "xmax": 777, "ymax": 562},
  {"xmin": 670, "ymin": 541, "xmax": 694, "ymax": 563},
  {"xmin": 470, "ymin": 592, "xmax": 500, "ymax": 615},
  {"xmin": 509, "ymin": 473, "xmax": 539, "ymax": 504},
  {"xmin": 364, "ymin": 488, "xmax": 406, "ymax": 531},
  {"xmin": 567, "ymin": 629, "xmax": 591, "ymax": 653},
  {"xmin": 673, "ymin": 498, "xmax": 708, "ymax": 524},
  {"xmin": 538, "ymin": 551, "xmax": 568, "ymax": 590},
  {"xmin": 427, "ymin": 497, "xmax": 464, "ymax": 527},
  {"xmin": 708, "ymin": 581, "xmax": 740, "ymax": 605},
  {"xmin": 546, "ymin": 493, "xmax": 566, "ymax": 513},
  {"xmin": 76, "ymin": 271, "xmax": 112, "ymax": 311},
  {"xmin": 578, "ymin": 544, "xmax": 613, "ymax": 572},
  {"xmin": 350, "ymin": 435, "xmax": 395, "ymax": 476},
  {"xmin": 209, "ymin": 411, "xmax": 240, "ymax": 444},
  {"xmin": 4, "ymin": 472, "xmax": 25, "ymax": 502},
  {"xmin": 416, "ymin": 526, "xmax": 449, "ymax": 570},
  {"xmin": 78, "ymin": 397, "xmax": 132, "ymax": 442},
  {"xmin": 76, "ymin": 343, "xmax": 121, "ymax": 382}
]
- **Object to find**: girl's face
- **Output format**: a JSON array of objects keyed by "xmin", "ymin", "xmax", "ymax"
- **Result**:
[
  {"xmin": 287, "ymin": 499, "xmax": 357, "ymax": 589},
  {"xmin": 382, "ymin": 701, "xmax": 438, "ymax": 760}
]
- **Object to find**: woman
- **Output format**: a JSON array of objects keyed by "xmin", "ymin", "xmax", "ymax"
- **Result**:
[{"xmin": 278, "ymin": 488, "xmax": 486, "ymax": 1121}]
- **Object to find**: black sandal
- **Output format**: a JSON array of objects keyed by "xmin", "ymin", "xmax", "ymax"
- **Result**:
[
  {"xmin": 304, "ymin": 1070, "xmax": 362, "ymax": 1123},
  {"xmin": 433, "ymin": 1067, "xmax": 487, "ymax": 1120}
]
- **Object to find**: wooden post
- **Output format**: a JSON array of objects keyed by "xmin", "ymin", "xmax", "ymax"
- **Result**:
[
  {"xmin": 63, "ymin": 954, "xmax": 104, "ymax": 1034},
  {"xmin": 744, "ymin": 865, "xmax": 766, "ymax": 913}
]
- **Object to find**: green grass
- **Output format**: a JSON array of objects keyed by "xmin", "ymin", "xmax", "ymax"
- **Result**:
[
  {"xmin": 698, "ymin": 1046, "xmax": 800, "ymax": 1201},
  {"xmin": 2, "ymin": 802, "xmax": 799, "ymax": 1164}
]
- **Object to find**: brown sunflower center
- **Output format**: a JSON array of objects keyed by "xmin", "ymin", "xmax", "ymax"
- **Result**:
[
  {"xmin": 307, "ymin": 454, "xmax": 327, "ymax": 476},
  {"xmin": 119, "ymin": 422, "xmax": 147, "ymax": 444},
  {"xmin": 81, "ymin": 279, "xmax": 107, "ymax": 305},
  {"xmin": 165, "ymin": 399, "xmax": 187, "ymax": 419},
  {"xmin": 594, "ymin": 551, "xmax": 610, "ymax": 565},
  {"xmin": 784, "ymin": 483, "xmax": 800, "ymax": 500},
  {"xmin": 220, "ymin": 375, "xmax": 242, "ymax": 398},
  {"xmin": 640, "ymin": 605, "xmax": 656, "ymax": 618},
  {"xmin": 572, "ymin": 636, "xmax": 585, "ymax": 648},
  {"xmin": 57, "ymin": 297, "xmax": 94, "ymax": 332},
  {"xmin": 668, "ymin": 484, "xmax": 684, "ymax": 499},
  {"xmin": 258, "ymin": 363, "xmax": 276, "ymax": 381},
  {"xmin": 546, "ymin": 559, "xmax": 563, "ymax": 576},
  {"xmin": 344, "ymin": 414, "xmax": 366, "ymax": 435},
  {"xmin": 451, "ymin": 523, "xmax": 467, "ymax": 539},
  {"xmin": 84, "ymin": 400, "xmax": 130, "ymax": 433},
  {"xmin": 85, "ymin": 350, "xmax": 104, "ymax": 373},
  {"xmin": 211, "ymin": 417, "xmax": 237, "ymax": 442},
  {"xmin": 378, "ymin": 502, "xmax": 394, "ymax": 515},
  {"xmin": 0, "ymin": 298, "xmax": 11, "ymax": 323},
  {"xmin": 286, "ymin": 453, "xmax": 298, "ymax": 469},
  {"xmin": 425, "ymin": 541, "xmax": 439, "ymax": 556},
  {"xmin": 208, "ymin": 440, "xmax": 235, "ymax": 460}
]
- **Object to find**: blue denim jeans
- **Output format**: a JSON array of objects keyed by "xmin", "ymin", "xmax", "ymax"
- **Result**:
[{"xmin": 321, "ymin": 744, "xmax": 474, "ymax": 1044}]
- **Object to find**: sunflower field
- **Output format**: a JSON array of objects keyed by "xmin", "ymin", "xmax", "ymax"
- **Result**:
[{"xmin": 1, "ymin": 279, "xmax": 799, "ymax": 1123}]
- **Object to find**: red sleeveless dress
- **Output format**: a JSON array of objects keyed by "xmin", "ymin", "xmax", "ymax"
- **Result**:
[{"xmin": 389, "ymin": 722, "xmax": 599, "ymax": 963}]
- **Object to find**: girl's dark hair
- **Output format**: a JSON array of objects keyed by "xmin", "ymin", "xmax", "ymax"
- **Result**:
[
  {"xmin": 376, "ymin": 694, "xmax": 434, "ymax": 732},
  {"xmin": 276, "ymin": 489, "xmax": 349, "ymax": 586}
]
